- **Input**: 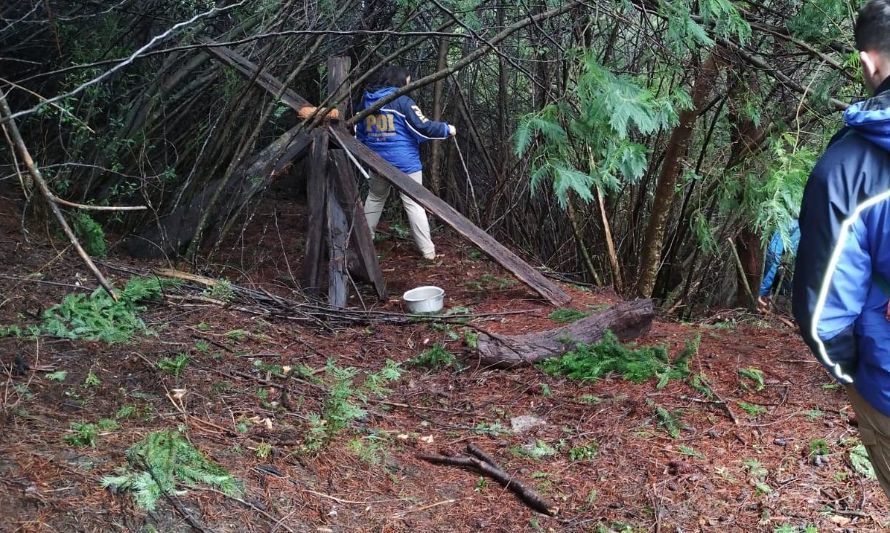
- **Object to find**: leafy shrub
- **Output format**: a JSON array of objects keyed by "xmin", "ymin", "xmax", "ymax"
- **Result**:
[
  {"xmin": 41, "ymin": 277, "xmax": 170, "ymax": 343},
  {"xmin": 72, "ymin": 212, "xmax": 107, "ymax": 257},
  {"xmin": 102, "ymin": 430, "xmax": 242, "ymax": 510},
  {"xmin": 540, "ymin": 331, "xmax": 699, "ymax": 388}
]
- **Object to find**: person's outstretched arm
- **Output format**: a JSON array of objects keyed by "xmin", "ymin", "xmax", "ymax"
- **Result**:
[{"xmin": 391, "ymin": 96, "xmax": 451, "ymax": 141}]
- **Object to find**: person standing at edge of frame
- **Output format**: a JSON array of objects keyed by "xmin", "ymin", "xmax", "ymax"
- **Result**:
[
  {"xmin": 793, "ymin": 0, "xmax": 890, "ymax": 502},
  {"xmin": 355, "ymin": 65, "xmax": 456, "ymax": 261}
]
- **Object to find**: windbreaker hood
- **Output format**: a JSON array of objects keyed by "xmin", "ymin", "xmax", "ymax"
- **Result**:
[
  {"xmin": 362, "ymin": 86, "xmax": 397, "ymax": 108},
  {"xmin": 844, "ymin": 83, "xmax": 890, "ymax": 152}
]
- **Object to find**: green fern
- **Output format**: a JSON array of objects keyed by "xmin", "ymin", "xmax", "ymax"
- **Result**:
[
  {"xmin": 539, "ymin": 331, "xmax": 698, "ymax": 388},
  {"xmin": 101, "ymin": 430, "xmax": 242, "ymax": 510},
  {"xmin": 41, "ymin": 277, "xmax": 172, "ymax": 343}
]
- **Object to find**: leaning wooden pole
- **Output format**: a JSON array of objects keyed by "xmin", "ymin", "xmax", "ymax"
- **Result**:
[
  {"xmin": 0, "ymin": 92, "xmax": 118, "ymax": 299},
  {"xmin": 330, "ymin": 126, "xmax": 572, "ymax": 307}
]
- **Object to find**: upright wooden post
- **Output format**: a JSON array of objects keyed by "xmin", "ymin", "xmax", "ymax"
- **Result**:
[
  {"xmin": 330, "ymin": 150, "xmax": 387, "ymax": 300},
  {"xmin": 324, "ymin": 56, "xmax": 352, "ymax": 307},
  {"xmin": 302, "ymin": 130, "xmax": 328, "ymax": 294}
]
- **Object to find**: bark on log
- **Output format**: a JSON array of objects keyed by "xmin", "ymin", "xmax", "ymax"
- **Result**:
[{"xmin": 476, "ymin": 299, "xmax": 654, "ymax": 367}]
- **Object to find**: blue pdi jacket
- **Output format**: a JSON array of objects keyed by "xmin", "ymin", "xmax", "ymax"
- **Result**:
[
  {"xmin": 759, "ymin": 219, "xmax": 800, "ymax": 297},
  {"xmin": 355, "ymin": 87, "xmax": 450, "ymax": 174},
  {"xmin": 793, "ymin": 79, "xmax": 890, "ymax": 415}
]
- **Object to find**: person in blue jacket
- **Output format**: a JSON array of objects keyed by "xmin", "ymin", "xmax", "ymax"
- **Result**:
[
  {"xmin": 793, "ymin": 0, "xmax": 890, "ymax": 500},
  {"xmin": 356, "ymin": 66, "xmax": 456, "ymax": 260},
  {"xmin": 757, "ymin": 218, "xmax": 800, "ymax": 306}
]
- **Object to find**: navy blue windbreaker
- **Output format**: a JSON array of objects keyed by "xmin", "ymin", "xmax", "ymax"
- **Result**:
[
  {"xmin": 793, "ymin": 79, "xmax": 890, "ymax": 415},
  {"xmin": 355, "ymin": 87, "xmax": 450, "ymax": 174}
]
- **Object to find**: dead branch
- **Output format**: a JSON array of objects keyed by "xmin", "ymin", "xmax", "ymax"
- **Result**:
[
  {"xmin": 0, "ymin": 91, "xmax": 118, "ymax": 299},
  {"xmin": 418, "ymin": 443, "xmax": 558, "ymax": 515}
]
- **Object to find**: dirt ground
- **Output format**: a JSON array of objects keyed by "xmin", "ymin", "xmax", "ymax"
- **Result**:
[{"xmin": 0, "ymin": 191, "xmax": 887, "ymax": 533}]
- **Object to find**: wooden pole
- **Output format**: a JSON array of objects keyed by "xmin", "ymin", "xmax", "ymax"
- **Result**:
[{"xmin": 302, "ymin": 130, "xmax": 329, "ymax": 294}]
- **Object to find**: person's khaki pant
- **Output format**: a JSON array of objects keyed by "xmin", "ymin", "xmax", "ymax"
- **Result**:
[
  {"xmin": 848, "ymin": 385, "xmax": 890, "ymax": 499},
  {"xmin": 363, "ymin": 170, "xmax": 435, "ymax": 259}
]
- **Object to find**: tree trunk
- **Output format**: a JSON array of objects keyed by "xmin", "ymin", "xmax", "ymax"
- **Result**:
[
  {"xmin": 635, "ymin": 55, "xmax": 719, "ymax": 298},
  {"xmin": 428, "ymin": 36, "xmax": 451, "ymax": 196}
]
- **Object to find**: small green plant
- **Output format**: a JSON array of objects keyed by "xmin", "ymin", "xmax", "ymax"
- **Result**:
[
  {"xmin": 302, "ymin": 360, "xmax": 401, "ymax": 453},
  {"xmin": 540, "ymin": 331, "xmax": 699, "ymax": 388},
  {"xmin": 347, "ymin": 434, "xmax": 388, "ymax": 465},
  {"xmin": 193, "ymin": 340, "xmax": 211, "ymax": 353},
  {"xmin": 64, "ymin": 422, "xmax": 98, "ymax": 447},
  {"xmin": 804, "ymin": 409, "xmax": 824, "ymax": 421},
  {"xmin": 690, "ymin": 373, "xmax": 715, "ymax": 399},
  {"xmin": 408, "ymin": 345, "xmax": 457, "ymax": 370},
  {"xmin": 72, "ymin": 212, "xmax": 107, "ymax": 257},
  {"xmin": 204, "ymin": 280, "xmax": 234, "ymax": 302},
  {"xmin": 737, "ymin": 401, "xmax": 766, "ymax": 417},
  {"xmin": 743, "ymin": 458, "xmax": 771, "ymax": 495},
  {"xmin": 46, "ymin": 370, "xmax": 68, "ymax": 382},
  {"xmin": 0, "ymin": 325, "xmax": 23, "ymax": 338},
  {"xmin": 83, "ymin": 371, "xmax": 101, "ymax": 388},
  {"xmin": 475, "ymin": 476, "xmax": 488, "ymax": 492},
  {"xmin": 102, "ymin": 430, "xmax": 242, "ymax": 510},
  {"xmin": 466, "ymin": 273, "xmax": 516, "ymax": 291},
  {"xmin": 654, "ymin": 405, "xmax": 683, "ymax": 439},
  {"xmin": 157, "ymin": 354, "xmax": 190, "ymax": 377},
  {"xmin": 225, "ymin": 329, "xmax": 249, "ymax": 342},
  {"xmin": 539, "ymin": 383, "xmax": 552, "ymax": 397},
  {"xmin": 98, "ymin": 418, "xmax": 119, "ymax": 431},
  {"xmin": 196, "ymin": 322, "xmax": 211, "ymax": 331},
  {"xmin": 41, "ymin": 277, "xmax": 170, "ymax": 343},
  {"xmin": 850, "ymin": 442, "xmax": 876, "ymax": 479},
  {"xmin": 116, "ymin": 404, "xmax": 137, "ymax": 419},
  {"xmin": 822, "ymin": 382, "xmax": 840, "ymax": 390},
  {"xmin": 474, "ymin": 421, "xmax": 507, "ymax": 436},
  {"xmin": 678, "ymin": 445, "xmax": 703, "ymax": 459},
  {"xmin": 548, "ymin": 308, "xmax": 589, "ymax": 323},
  {"xmin": 569, "ymin": 441, "xmax": 599, "ymax": 461},
  {"xmin": 463, "ymin": 329, "xmax": 479, "ymax": 349},
  {"xmin": 578, "ymin": 394, "xmax": 602, "ymax": 405},
  {"xmin": 255, "ymin": 442, "xmax": 272, "ymax": 459},
  {"xmin": 513, "ymin": 440, "xmax": 557, "ymax": 460},
  {"xmin": 809, "ymin": 438, "xmax": 829, "ymax": 457},
  {"xmin": 739, "ymin": 367, "xmax": 766, "ymax": 391}
]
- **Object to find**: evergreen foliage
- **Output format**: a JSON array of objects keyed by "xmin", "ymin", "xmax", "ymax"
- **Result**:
[
  {"xmin": 41, "ymin": 277, "xmax": 171, "ymax": 343},
  {"xmin": 71, "ymin": 212, "xmax": 107, "ymax": 257},
  {"xmin": 102, "ymin": 430, "xmax": 242, "ymax": 511},
  {"xmin": 539, "ymin": 331, "xmax": 699, "ymax": 388}
]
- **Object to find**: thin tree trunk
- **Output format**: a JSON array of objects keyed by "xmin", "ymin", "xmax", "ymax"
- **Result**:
[
  {"xmin": 428, "ymin": 36, "xmax": 451, "ymax": 196},
  {"xmin": 635, "ymin": 55, "xmax": 719, "ymax": 298}
]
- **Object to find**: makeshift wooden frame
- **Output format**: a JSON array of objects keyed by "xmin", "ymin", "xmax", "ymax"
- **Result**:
[{"xmin": 206, "ymin": 44, "xmax": 571, "ymax": 307}]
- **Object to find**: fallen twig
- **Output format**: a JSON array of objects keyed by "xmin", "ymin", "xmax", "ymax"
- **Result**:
[{"xmin": 417, "ymin": 443, "xmax": 558, "ymax": 515}]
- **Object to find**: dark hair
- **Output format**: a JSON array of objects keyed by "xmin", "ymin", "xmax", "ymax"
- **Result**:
[
  {"xmin": 365, "ymin": 66, "xmax": 410, "ymax": 90},
  {"xmin": 855, "ymin": 0, "xmax": 890, "ymax": 54}
]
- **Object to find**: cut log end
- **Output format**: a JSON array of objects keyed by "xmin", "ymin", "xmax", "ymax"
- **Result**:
[{"xmin": 298, "ymin": 106, "xmax": 340, "ymax": 121}]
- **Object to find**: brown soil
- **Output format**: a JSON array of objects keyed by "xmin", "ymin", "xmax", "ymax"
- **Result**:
[{"xmin": 0, "ymin": 192, "xmax": 886, "ymax": 532}]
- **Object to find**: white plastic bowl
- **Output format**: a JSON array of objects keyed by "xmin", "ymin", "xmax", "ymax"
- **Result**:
[{"xmin": 402, "ymin": 286, "xmax": 445, "ymax": 314}]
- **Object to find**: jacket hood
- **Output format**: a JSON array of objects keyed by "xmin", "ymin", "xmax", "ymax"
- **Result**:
[
  {"xmin": 844, "ymin": 81, "xmax": 890, "ymax": 152},
  {"xmin": 362, "ymin": 86, "xmax": 398, "ymax": 107}
]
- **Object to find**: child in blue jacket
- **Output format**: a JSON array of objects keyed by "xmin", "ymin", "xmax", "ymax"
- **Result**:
[
  {"xmin": 356, "ymin": 66, "xmax": 456, "ymax": 260},
  {"xmin": 757, "ymin": 218, "xmax": 800, "ymax": 305}
]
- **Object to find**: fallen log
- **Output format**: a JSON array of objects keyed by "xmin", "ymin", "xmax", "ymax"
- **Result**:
[{"xmin": 476, "ymin": 299, "xmax": 655, "ymax": 368}]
